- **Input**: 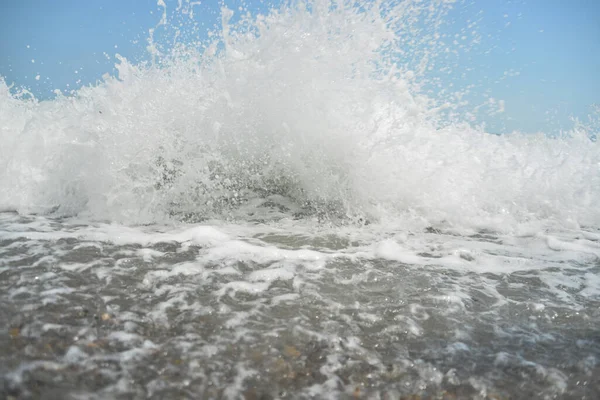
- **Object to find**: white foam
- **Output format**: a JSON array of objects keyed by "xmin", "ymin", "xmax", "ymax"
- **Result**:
[
  {"xmin": 216, "ymin": 281, "xmax": 271, "ymax": 298},
  {"xmin": 63, "ymin": 346, "xmax": 88, "ymax": 364},
  {"xmin": 107, "ymin": 331, "xmax": 144, "ymax": 344},
  {"xmin": 247, "ymin": 265, "xmax": 296, "ymax": 283},
  {"xmin": 0, "ymin": 0, "xmax": 597, "ymax": 231},
  {"xmin": 1, "ymin": 11, "xmax": 598, "ymax": 386}
]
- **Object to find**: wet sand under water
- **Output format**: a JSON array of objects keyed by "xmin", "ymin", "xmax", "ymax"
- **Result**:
[{"xmin": 1, "ymin": 214, "xmax": 599, "ymax": 399}]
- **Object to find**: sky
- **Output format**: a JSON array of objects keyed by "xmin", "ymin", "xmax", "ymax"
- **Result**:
[{"xmin": 0, "ymin": 0, "xmax": 599, "ymax": 135}]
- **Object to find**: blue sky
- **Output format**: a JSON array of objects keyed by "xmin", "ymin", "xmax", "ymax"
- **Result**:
[{"xmin": 1, "ymin": 0, "xmax": 598, "ymax": 134}]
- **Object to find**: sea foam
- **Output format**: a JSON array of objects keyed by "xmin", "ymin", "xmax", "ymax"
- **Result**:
[{"xmin": 0, "ymin": 0, "xmax": 598, "ymax": 233}]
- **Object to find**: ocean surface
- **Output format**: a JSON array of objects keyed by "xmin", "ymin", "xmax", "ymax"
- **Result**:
[{"xmin": 1, "ymin": 0, "xmax": 599, "ymax": 398}]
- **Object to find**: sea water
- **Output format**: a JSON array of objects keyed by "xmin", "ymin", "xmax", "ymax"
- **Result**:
[{"xmin": 1, "ymin": 0, "xmax": 599, "ymax": 399}]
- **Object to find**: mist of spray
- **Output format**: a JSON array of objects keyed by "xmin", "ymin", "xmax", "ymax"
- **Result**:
[{"xmin": 0, "ymin": 0, "xmax": 598, "ymax": 231}]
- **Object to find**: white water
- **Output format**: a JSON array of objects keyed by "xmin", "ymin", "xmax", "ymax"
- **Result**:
[
  {"xmin": 1, "ymin": 1, "xmax": 600, "ymax": 398},
  {"xmin": 1, "ymin": 0, "xmax": 598, "ymax": 232},
  {"xmin": 1, "ymin": 212, "xmax": 599, "ymax": 398}
]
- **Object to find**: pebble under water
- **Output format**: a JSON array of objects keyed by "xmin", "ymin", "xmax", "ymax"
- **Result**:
[{"xmin": 1, "ymin": 213, "xmax": 599, "ymax": 399}]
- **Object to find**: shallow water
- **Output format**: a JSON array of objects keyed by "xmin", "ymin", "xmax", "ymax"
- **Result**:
[{"xmin": 1, "ymin": 213, "xmax": 599, "ymax": 399}]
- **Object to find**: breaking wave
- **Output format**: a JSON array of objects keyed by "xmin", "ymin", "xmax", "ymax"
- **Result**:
[{"xmin": 0, "ymin": 0, "xmax": 598, "ymax": 232}]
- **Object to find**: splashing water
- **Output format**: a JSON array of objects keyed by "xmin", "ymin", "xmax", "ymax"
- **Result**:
[
  {"xmin": 1, "ymin": 1, "xmax": 600, "ymax": 399},
  {"xmin": 0, "ymin": 0, "xmax": 597, "ymax": 230}
]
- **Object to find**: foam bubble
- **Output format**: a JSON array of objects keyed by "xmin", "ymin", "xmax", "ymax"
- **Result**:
[{"xmin": 0, "ymin": 0, "xmax": 598, "ymax": 233}]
